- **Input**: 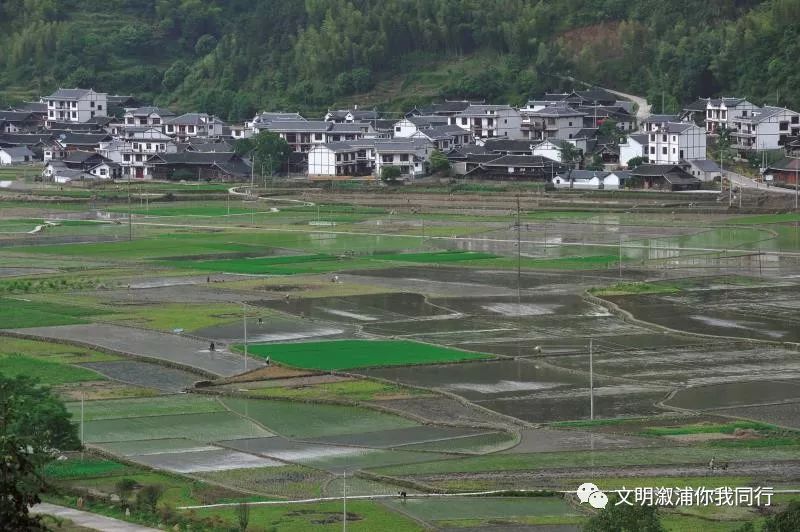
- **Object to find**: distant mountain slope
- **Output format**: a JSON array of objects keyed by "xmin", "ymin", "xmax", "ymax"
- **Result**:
[{"xmin": 1, "ymin": 0, "xmax": 797, "ymax": 118}]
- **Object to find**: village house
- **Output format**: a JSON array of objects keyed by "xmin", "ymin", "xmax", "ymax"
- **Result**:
[
  {"xmin": 392, "ymin": 116, "xmax": 449, "ymax": 137},
  {"xmin": 163, "ymin": 113, "xmax": 225, "ymax": 141},
  {"xmin": 308, "ymin": 138, "xmax": 433, "ymax": 179},
  {"xmin": 0, "ymin": 111, "xmax": 40, "ymax": 133},
  {"xmin": 551, "ymin": 169, "xmax": 627, "ymax": 190},
  {"xmin": 0, "ymin": 133, "xmax": 55, "ymax": 161},
  {"xmin": 619, "ymin": 133, "xmax": 649, "ymax": 167},
  {"xmin": 410, "ymin": 125, "xmax": 471, "ymax": 150},
  {"xmin": 261, "ymin": 120, "xmax": 368, "ymax": 155},
  {"xmin": 123, "ymin": 106, "xmax": 175, "ymax": 127},
  {"xmin": 474, "ymin": 154, "xmax": 565, "ymax": 181},
  {"xmin": 640, "ymin": 114, "xmax": 681, "ymax": 132},
  {"xmin": 450, "ymin": 104, "xmax": 523, "ymax": 140},
  {"xmin": 482, "ymin": 138, "xmax": 536, "ymax": 155},
  {"xmin": 686, "ymin": 159, "xmax": 722, "ymax": 182},
  {"xmin": 629, "ymin": 164, "xmax": 702, "ymax": 191},
  {"xmin": 728, "ymin": 106, "xmax": 800, "ymax": 153},
  {"xmin": 519, "ymin": 105, "xmax": 586, "ymax": 141},
  {"xmin": 324, "ymin": 107, "xmax": 379, "ymax": 123},
  {"xmin": 530, "ymin": 138, "xmax": 575, "ymax": 163},
  {"xmin": 701, "ymin": 97, "xmax": 759, "ymax": 134},
  {"xmin": 146, "ymin": 151, "xmax": 251, "ymax": 181},
  {"xmin": 0, "ymin": 146, "xmax": 34, "ymax": 165},
  {"xmin": 405, "ymin": 100, "xmax": 473, "ymax": 118},
  {"xmin": 45, "ymin": 88, "xmax": 108, "ymax": 125},
  {"xmin": 646, "ymin": 122, "xmax": 706, "ymax": 164}
]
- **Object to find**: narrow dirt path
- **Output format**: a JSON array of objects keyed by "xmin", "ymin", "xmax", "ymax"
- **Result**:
[{"xmin": 32, "ymin": 503, "xmax": 159, "ymax": 532}]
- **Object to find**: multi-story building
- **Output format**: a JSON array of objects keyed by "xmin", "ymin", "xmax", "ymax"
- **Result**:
[
  {"xmin": 703, "ymin": 97, "xmax": 758, "ymax": 133},
  {"xmin": 45, "ymin": 88, "xmax": 108, "ymax": 125},
  {"xmin": 308, "ymin": 138, "xmax": 433, "ymax": 179},
  {"xmin": 519, "ymin": 105, "xmax": 586, "ymax": 141},
  {"xmin": 728, "ymin": 106, "xmax": 800, "ymax": 152},
  {"xmin": 163, "ymin": 113, "xmax": 225, "ymax": 141},
  {"xmin": 123, "ymin": 107, "xmax": 175, "ymax": 128},
  {"xmin": 646, "ymin": 122, "xmax": 706, "ymax": 164},
  {"xmin": 449, "ymin": 105, "xmax": 523, "ymax": 140}
]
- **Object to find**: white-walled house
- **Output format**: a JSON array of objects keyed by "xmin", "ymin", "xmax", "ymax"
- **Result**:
[
  {"xmin": 551, "ymin": 169, "xmax": 625, "ymax": 190},
  {"xmin": 619, "ymin": 133, "xmax": 648, "ymax": 166},
  {"xmin": 46, "ymin": 88, "xmax": 107, "ymax": 125},
  {"xmin": 646, "ymin": 122, "xmax": 706, "ymax": 164},
  {"xmin": 123, "ymin": 107, "xmax": 175, "ymax": 127},
  {"xmin": 392, "ymin": 116, "xmax": 448, "ymax": 138},
  {"xmin": 704, "ymin": 98, "xmax": 758, "ymax": 133},
  {"xmin": 163, "ymin": 113, "xmax": 225, "ymax": 141},
  {"xmin": 308, "ymin": 138, "xmax": 433, "ymax": 179},
  {"xmin": 0, "ymin": 147, "xmax": 34, "ymax": 165},
  {"xmin": 410, "ymin": 125, "xmax": 471, "ymax": 151},
  {"xmin": 521, "ymin": 105, "xmax": 586, "ymax": 141},
  {"xmin": 449, "ymin": 105, "xmax": 523, "ymax": 140},
  {"xmin": 87, "ymin": 162, "xmax": 121, "ymax": 179},
  {"xmin": 729, "ymin": 106, "xmax": 800, "ymax": 152},
  {"xmin": 531, "ymin": 138, "xmax": 574, "ymax": 163},
  {"xmin": 639, "ymin": 114, "xmax": 680, "ymax": 132}
]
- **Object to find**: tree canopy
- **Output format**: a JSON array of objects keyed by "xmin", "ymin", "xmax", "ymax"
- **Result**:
[{"xmin": 0, "ymin": 1, "xmax": 797, "ymax": 117}]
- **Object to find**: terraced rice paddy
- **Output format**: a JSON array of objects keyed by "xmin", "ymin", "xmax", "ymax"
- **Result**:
[{"xmin": 244, "ymin": 339, "xmax": 491, "ymax": 370}]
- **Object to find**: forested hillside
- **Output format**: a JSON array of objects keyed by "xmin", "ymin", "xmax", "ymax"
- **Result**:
[{"xmin": 1, "ymin": 0, "xmax": 799, "ymax": 119}]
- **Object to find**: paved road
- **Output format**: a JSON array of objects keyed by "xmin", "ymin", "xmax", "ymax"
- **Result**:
[
  {"xmin": 32, "ymin": 503, "xmax": 159, "ymax": 532},
  {"xmin": 725, "ymin": 169, "xmax": 799, "ymax": 197},
  {"xmin": 12, "ymin": 323, "xmax": 263, "ymax": 377},
  {"xmin": 602, "ymin": 87, "xmax": 651, "ymax": 121}
]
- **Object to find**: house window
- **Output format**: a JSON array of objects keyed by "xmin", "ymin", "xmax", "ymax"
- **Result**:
[
  {"xmin": 98, "ymin": 105, "xmax": 102, "ymax": 111},
  {"xmin": 650, "ymin": 134, "xmax": 655, "ymax": 141},
  {"xmin": 672, "ymin": 148, "xmax": 676, "ymax": 153},
  {"xmin": 146, "ymin": 144, "xmax": 152, "ymax": 150},
  {"xmin": 135, "ymin": 155, "xmax": 142, "ymax": 162},
  {"xmin": 400, "ymin": 154, "xmax": 409, "ymax": 162},
  {"xmin": 123, "ymin": 154, "xmax": 130, "ymax": 161},
  {"xmin": 662, "ymin": 135, "xmax": 667, "ymax": 142},
  {"xmin": 742, "ymin": 111, "xmax": 748, "ymax": 117},
  {"xmin": 314, "ymin": 133, "xmax": 323, "ymax": 140},
  {"xmin": 395, "ymin": 127, "xmax": 401, "ymax": 132},
  {"xmin": 680, "ymin": 150, "xmax": 684, "ymax": 158},
  {"xmin": 48, "ymin": 111, "xmax": 53, "ymax": 117},
  {"xmin": 568, "ymin": 121, "xmax": 573, "ymax": 127},
  {"xmin": 72, "ymin": 112, "xmax": 77, "ymax": 118},
  {"xmin": 461, "ymin": 118, "xmax": 467, "ymax": 125},
  {"xmin": 153, "ymin": 118, "xmax": 160, "ymax": 125},
  {"xmin": 90, "ymin": 101, "xmax": 95, "ymax": 108},
  {"xmin": 792, "ymin": 116, "xmax": 799, "ymax": 124},
  {"xmin": 662, "ymin": 147, "xmax": 667, "ymax": 154},
  {"xmin": 672, "ymin": 136, "xmax": 676, "ymax": 141},
  {"xmin": 127, "ymin": 118, "xmax": 134, "ymax": 124},
  {"xmin": 100, "ymin": 169, "xmax": 106, "ymax": 176},
  {"xmin": 140, "ymin": 119, "xmax": 147, "ymax": 125},
  {"xmin": 133, "ymin": 143, "xmax": 139, "ymax": 150},
  {"xmin": 779, "ymin": 122, "xmax": 789, "ymax": 131},
  {"xmin": 159, "ymin": 144, "xmax": 165, "ymax": 151}
]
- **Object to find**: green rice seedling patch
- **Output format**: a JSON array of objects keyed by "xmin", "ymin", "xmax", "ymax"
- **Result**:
[
  {"xmin": 162, "ymin": 254, "xmax": 339, "ymax": 274},
  {"xmin": 0, "ymin": 337, "xmax": 116, "ymax": 364},
  {"xmin": 243, "ymin": 378, "xmax": 426, "ymax": 402},
  {"xmin": 373, "ymin": 445, "xmax": 800, "ymax": 476},
  {"xmin": 370, "ymin": 250, "xmax": 496, "ymax": 263},
  {"xmin": 0, "ymin": 354, "xmax": 104, "ymax": 385},
  {"xmin": 192, "ymin": 500, "xmax": 424, "ymax": 531},
  {"xmin": 96, "ymin": 438, "xmax": 214, "ymax": 457},
  {"xmin": 298, "ymin": 448, "xmax": 453, "ymax": 472},
  {"xmin": 242, "ymin": 339, "xmax": 490, "ymax": 371},
  {"xmin": 382, "ymin": 496, "xmax": 578, "ymax": 522},
  {"xmin": 197, "ymin": 464, "xmax": 329, "ymax": 499},
  {"xmin": 44, "ymin": 457, "xmax": 131, "ymax": 480},
  {"xmin": 0, "ymin": 297, "xmax": 102, "ymax": 328},
  {"xmin": 0, "ymin": 276, "xmax": 104, "ymax": 295},
  {"xmin": 641, "ymin": 421, "xmax": 778, "ymax": 437},
  {"xmin": 589, "ymin": 281, "xmax": 682, "ymax": 297},
  {"xmin": 65, "ymin": 395, "xmax": 225, "ymax": 422},
  {"xmin": 461, "ymin": 254, "xmax": 620, "ymax": 270},
  {"xmin": 81, "ymin": 411, "xmax": 272, "ymax": 443},
  {"xmin": 727, "ymin": 212, "xmax": 800, "ymax": 225},
  {"xmin": 221, "ymin": 397, "xmax": 418, "ymax": 439},
  {"xmin": 398, "ymin": 431, "xmax": 518, "ymax": 454},
  {"xmin": 103, "ymin": 302, "xmax": 244, "ymax": 332}
]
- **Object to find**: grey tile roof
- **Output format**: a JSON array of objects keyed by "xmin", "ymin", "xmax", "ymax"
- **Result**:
[
  {"xmin": 531, "ymin": 105, "xmax": 586, "ymax": 117},
  {"xmin": 0, "ymin": 133, "xmax": 55, "ymax": 146},
  {"xmin": 482, "ymin": 154, "xmax": 559, "ymax": 167},
  {"xmin": 54, "ymin": 132, "xmax": 113, "ymax": 146},
  {"xmin": 47, "ymin": 88, "xmax": 95, "ymax": 100},
  {"xmin": 642, "ymin": 114, "xmax": 680, "ymax": 123},
  {"xmin": 627, "ymin": 133, "xmax": 649, "ymax": 144},
  {"xmin": 408, "ymin": 115, "xmax": 449, "ymax": 127},
  {"xmin": 0, "ymin": 111, "xmax": 36, "ymax": 122},
  {"xmin": 128, "ymin": 106, "xmax": 175, "ymax": 117},
  {"xmin": 165, "ymin": 113, "xmax": 222, "ymax": 126},
  {"xmin": 483, "ymin": 139, "xmax": 537, "ymax": 153},
  {"xmin": 556, "ymin": 169, "xmax": 610, "ymax": 180},
  {"xmin": 262, "ymin": 120, "xmax": 330, "ymax": 133},
  {"xmin": 63, "ymin": 150, "xmax": 107, "ymax": 164},
  {"xmin": 688, "ymin": 159, "xmax": 721, "ymax": 172},
  {"xmin": 0, "ymin": 146, "xmax": 34, "ymax": 158}
]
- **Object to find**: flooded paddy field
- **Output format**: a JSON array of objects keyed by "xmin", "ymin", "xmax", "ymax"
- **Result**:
[{"xmin": 606, "ymin": 283, "xmax": 800, "ymax": 342}]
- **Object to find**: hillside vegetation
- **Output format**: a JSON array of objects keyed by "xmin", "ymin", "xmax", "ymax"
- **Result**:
[{"xmin": 1, "ymin": 0, "xmax": 798, "ymax": 118}]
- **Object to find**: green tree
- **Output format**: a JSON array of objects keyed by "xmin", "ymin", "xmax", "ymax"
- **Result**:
[
  {"xmin": 429, "ymin": 149, "xmax": 450, "ymax": 173},
  {"xmin": 626, "ymin": 156, "xmax": 646, "ymax": 168},
  {"xmin": 0, "ymin": 375, "xmax": 79, "ymax": 528},
  {"xmin": 583, "ymin": 498, "xmax": 665, "ymax": 532},
  {"xmin": 136, "ymin": 484, "xmax": 165, "ymax": 513},
  {"xmin": 763, "ymin": 500, "xmax": 800, "ymax": 532},
  {"xmin": 380, "ymin": 165, "xmax": 402, "ymax": 182},
  {"xmin": 247, "ymin": 131, "xmax": 291, "ymax": 176},
  {"xmin": 115, "ymin": 478, "xmax": 137, "ymax": 503},
  {"xmin": 560, "ymin": 143, "xmax": 582, "ymax": 168},
  {"xmin": 237, "ymin": 501, "xmax": 250, "ymax": 532}
]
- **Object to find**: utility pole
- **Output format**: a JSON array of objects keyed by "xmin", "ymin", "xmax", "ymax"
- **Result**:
[
  {"xmin": 516, "ymin": 193, "xmax": 521, "ymax": 308},
  {"xmin": 342, "ymin": 470, "xmax": 347, "ymax": 532},
  {"xmin": 243, "ymin": 303, "xmax": 248, "ymax": 372},
  {"xmin": 589, "ymin": 338, "xmax": 594, "ymax": 420},
  {"xmin": 795, "ymin": 159, "xmax": 798, "ymax": 210},
  {"xmin": 127, "ymin": 174, "xmax": 132, "ymax": 241},
  {"xmin": 618, "ymin": 235, "xmax": 622, "ymax": 279},
  {"xmin": 80, "ymin": 391, "xmax": 85, "ymax": 459}
]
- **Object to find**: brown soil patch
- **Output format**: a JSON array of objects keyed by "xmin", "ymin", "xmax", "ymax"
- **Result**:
[
  {"xmin": 214, "ymin": 365, "xmax": 314, "ymax": 384},
  {"xmin": 55, "ymin": 381, "xmax": 160, "ymax": 401},
  {"xmin": 665, "ymin": 433, "xmax": 739, "ymax": 443}
]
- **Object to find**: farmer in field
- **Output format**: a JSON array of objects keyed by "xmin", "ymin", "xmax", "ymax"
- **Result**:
[
  {"xmin": 258, "ymin": 317, "xmax": 263, "ymax": 326},
  {"xmin": 209, "ymin": 341, "xmax": 215, "ymax": 352}
]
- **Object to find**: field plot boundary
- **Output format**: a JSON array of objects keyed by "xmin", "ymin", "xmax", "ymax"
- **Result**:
[{"xmin": 0, "ymin": 329, "xmax": 219, "ymax": 379}]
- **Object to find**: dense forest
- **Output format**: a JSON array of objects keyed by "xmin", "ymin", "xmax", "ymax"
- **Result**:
[{"xmin": 1, "ymin": 0, "xmax": 799, "ymax": 119}]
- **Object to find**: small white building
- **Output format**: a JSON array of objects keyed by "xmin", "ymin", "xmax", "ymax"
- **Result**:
[
  {"xmin": 163, "ymin": 113, "xmax": 225, "ymax": 141},
  {"xmin": 531, "ymin": 138, "xmax": 574, "ymax": 163},
  {"xmin": 0, "ymin": 146, "xmax": 34, "ymax": 165},
  {"xmin": 619, "ymin": 133, "xmax": 649, "ymax": 167},
  {"xmin": 729, "ymin": 106, "xmax": 800, "ymax": 152},
  {"xmin": 552, "ymin": 169, "xmax": 624, "ymax": 190},
  {"xmin": 123, "ymin": 106, "xmax": 175, "ymax": 127},
  {"xmin": 686, "ymin": 159, "xmax": 722, "ymax": 182},
  {"xmin": 522, "ymin": 105, "xmax": 586, "ymax": 141},
  {"xmin": 45, "ymin": 88, "xmax": 107, "ymax": 125},
  {"xmin": 308, "ymin": 138, "xmax": 433, "ymax": 179},
  {"xmin": 646, "ymin": 122, "xmax": 706, "ymax": 164}
]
